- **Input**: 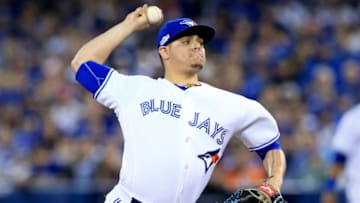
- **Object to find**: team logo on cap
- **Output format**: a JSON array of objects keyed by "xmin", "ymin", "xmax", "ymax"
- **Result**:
[
  {"xmin": 160, "ymin": 34, "xmax": 170, "ymax": 46},
  {"xmin": 180, "ymin": 19, "xmax": 197, "ymax": 27},
  {"xmin": 198, "ymin": 148, "xmax": 220, "ymax": 173}
]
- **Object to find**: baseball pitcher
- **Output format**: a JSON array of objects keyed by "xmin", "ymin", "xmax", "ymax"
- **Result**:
[{"xmin": 71, "ymin": 4, "xmax": 286, "ymax": 203}]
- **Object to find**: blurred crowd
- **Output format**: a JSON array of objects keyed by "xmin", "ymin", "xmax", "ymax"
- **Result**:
[{"xmin": 1, "ymin": 0, "xmax": 360, "ymax": 197}]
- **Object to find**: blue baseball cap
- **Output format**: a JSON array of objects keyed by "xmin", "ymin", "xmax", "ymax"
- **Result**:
[{"xmin": 157, "ymin": 18, "xmax": 215, "ymax": 47}]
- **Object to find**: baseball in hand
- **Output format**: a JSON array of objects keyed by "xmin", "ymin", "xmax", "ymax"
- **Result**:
[{"xmin": 146, "ymin": 6, "xmax": 163, "ymax": 24}]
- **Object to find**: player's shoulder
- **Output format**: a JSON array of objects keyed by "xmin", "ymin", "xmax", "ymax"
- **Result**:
[
  {"xmin": 126, "ymin": 74, "xmax": 156, "ymax": 81},
  {"xmin": 109, "ymin": 72, "xmax": 162, "ymax": 90},
  {"xmin": 200, "ymin": 82, "xmax": 268, "ymax": 113},
  {"xmin": 115, "ymin": 72, "xmax": 157, "ymax": 83},
  {"xmin": 201, "ymin": 82, "xmax": 258, "ymax": 103}
]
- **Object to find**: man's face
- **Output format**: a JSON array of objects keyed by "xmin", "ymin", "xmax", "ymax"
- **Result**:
[{"xmin": 166, "ymin": 35, "xmax": 206, "ymax": 71}]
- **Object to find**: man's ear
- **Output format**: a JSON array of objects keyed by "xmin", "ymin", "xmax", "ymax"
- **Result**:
[{"xmin": 158, "ymin": 46, "xmax": 169, "ymax": 60}]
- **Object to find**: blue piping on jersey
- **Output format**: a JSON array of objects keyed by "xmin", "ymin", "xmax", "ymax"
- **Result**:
[
  {"xmin": 76, "ymin": 61, "xmax": 112, "ymax": 95},
  {"xmin": 174, "ymin": 84, "xmax": 188, "ymax": 91},
  {"xmin": 84, "ymin": 62, "xmax": 103, "ymax": 86},
  {"xmin": 94, "ymin": 69, "xmax": 114, "ymax": 99},
  {"xmin": 248, "ymin": 133, "xmax": 280, "ymax": 151}
]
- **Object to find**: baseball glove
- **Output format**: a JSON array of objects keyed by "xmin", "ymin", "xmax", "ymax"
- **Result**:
[{"xmin": 223, "ymin": 183, "xmax": 286, "ymax": 203}]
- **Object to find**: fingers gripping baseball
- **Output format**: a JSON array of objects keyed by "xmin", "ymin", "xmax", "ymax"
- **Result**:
[
  {"xmin": 125, "ymin": 4, "xmax": 163, "ymax": 32},
  {"xmin": 124, "ymin": 4, "xmax": 149, "ymax": 31}
]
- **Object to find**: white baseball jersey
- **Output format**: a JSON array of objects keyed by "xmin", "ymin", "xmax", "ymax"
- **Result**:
[
  {"xmin": 76, "ymin": 61, "xmax": 280, "ymax": 203},
  {"xmin": 332, "ymin": 104, "xmax": 360, "ymax": 203}
]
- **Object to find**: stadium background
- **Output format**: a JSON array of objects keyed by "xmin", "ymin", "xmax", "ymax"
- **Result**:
[{"xmin": 0, "ymin": 0, "xmax": 358, "ymax": 202}]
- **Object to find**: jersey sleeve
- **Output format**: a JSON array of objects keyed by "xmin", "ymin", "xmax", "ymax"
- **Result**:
[
  {"xmin": 235, "ymin": 100, "xmax": 280, "ymax": 151},
  {"xmin": 75, "ymin": 61, "xmax": 128, "ymax": 110},
  {"xmin": 332, "ymin": 109, "xmax": 359, "ymax": 156}
]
